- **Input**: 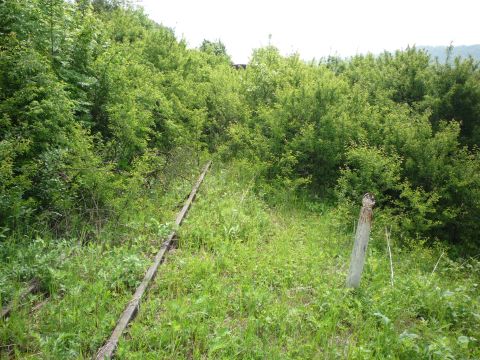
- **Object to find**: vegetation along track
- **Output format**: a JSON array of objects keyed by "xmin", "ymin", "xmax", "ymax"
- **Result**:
[
  {"xmin": 0, "ymin": 158, "xmax": 209, "ymax": 358},
  {"xmin": 111, "ymin": 164, "xmax": 479, "ymax": 359},
  {"xmin": 3, "ymin": 1, "xmax": 480, "ymax": 358},
  {"xmin": 1, "ymin": 163, "xmax": 479, "ymax": 358},
  {"xmin": 96, "ymin": 161, "xmax": 212, "ymax": 359}
]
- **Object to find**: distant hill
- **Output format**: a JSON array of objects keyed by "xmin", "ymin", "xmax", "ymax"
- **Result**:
[{"xmin": 420, "ymin": 45, "xmax": 480, "ymax": 63}]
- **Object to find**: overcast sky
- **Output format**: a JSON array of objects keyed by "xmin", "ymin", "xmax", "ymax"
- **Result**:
[{"xmin": 139, "ymin": 0, "xmax": 479, "ymax": 63}]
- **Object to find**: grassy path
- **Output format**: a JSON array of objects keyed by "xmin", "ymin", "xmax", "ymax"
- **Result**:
[
  {"xmin": 116, "ymin": 165, "xmax": 480, "ymax": 359},
  {"xmin": 2, "ymin": 163, "xmax": 477, "ymax": 358}
]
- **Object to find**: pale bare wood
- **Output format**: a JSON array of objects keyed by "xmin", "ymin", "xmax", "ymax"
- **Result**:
[
  {"xmin": 385, "ymin": 227, "xmax": 394, "ymax": 287},
  {"xmin": 346, "ymin": 193, "xmax": 375, "ymax": 288},
  {"xmin": 95, "ymin": 161, "xmax": 211, "ymax": 360}
]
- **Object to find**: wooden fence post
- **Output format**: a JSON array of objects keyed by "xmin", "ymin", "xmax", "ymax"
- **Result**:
[{"xmin": 346, "ymin": 193, "xmax": 375, "ymax": 288}]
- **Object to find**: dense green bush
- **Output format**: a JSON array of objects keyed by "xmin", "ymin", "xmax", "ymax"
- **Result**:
[
  {"xmin": 0, "ymin": 0, "xmax": 236, "ymax": 239},
  {"xmin": 1, "ymin": 0, "xmax": 479, "ymax": 250},
  {"xmin": 223, "ymin": 46, "xmax": 480, "ymax": 249},
  {"xmin": 1, "ymin": 2, "xmax": 480, "ymax": 357}
]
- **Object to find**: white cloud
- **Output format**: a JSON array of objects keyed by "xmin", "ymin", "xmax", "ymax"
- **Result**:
[{"xmin": 139, "ymin": 0, "xmax": 480, "ymax": 63}]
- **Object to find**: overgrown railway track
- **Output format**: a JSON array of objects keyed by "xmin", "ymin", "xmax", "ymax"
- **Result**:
[{"xmin": 95, "ymin": 160, "xmax": 212, "ymax": 359}]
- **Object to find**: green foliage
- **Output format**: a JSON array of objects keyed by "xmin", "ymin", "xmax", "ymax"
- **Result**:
[
  {"xmin": 0, "ymin": 0, "xmax": 239, "ymax": 236},
  {"xmin": 4, "ymin": 1, "xmax": 477, "ymax": 248},
  {"xmin": 425, "ymin": 57, "xmax": 480, "ymax": 146},
  {"xmin": 336, "ymin": 146, "xmax": 403, "ymax": 207},
  {"xmin": 0, "ymin": 159, "xmax": 198, "ymax": 357},
  {"xmin": 113, "ymin": 166, "xmax": 480, "ymax": 359},
  {"xmin": 199, "ymin": 39, "xmax": 230, "ymax": 62},
  {"xmin": 1, "ymin": 2, "xmax": 480, "ymax": 357},
  {"xmin": 224, "ymin": 45, "xmax": 480, "ymax": 248}
]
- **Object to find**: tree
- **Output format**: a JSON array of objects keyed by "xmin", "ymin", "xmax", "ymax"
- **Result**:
[{"xmin": 200, "ymin": 39, "xmax": 230, "ymax": 61}]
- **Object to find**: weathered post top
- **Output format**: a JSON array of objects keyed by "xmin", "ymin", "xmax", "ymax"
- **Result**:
[{"xmin": 362, "ymin": 193, "xmax": 375, "ymax": 208}]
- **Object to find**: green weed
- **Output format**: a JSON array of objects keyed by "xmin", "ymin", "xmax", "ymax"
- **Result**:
[{"xmin": 116, "ymin": 165, "xmax": 480, "ymax": 359}]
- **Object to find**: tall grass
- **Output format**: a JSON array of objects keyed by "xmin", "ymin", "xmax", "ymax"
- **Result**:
[
  {"xmin": 1, "ymin": 161, "xmax": 479, "ymax": 358},
  {"xmin": 115, "ymin": 162, "xmax": 480, "ymax": 359},
  {"xmin": 0, "ymin": 154, "xmax": 203, "ymax": 358}
]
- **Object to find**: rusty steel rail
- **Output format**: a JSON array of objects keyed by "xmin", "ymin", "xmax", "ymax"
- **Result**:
[{"xmin": 95, "ymin": 160, "xmax": 211, "ymax": 359}]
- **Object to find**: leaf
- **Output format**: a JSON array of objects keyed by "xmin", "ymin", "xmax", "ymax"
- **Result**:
[
  {"xmin": 457, "ymin": 336, "xmax": 469, "ymax": 344},
  {"xmin": 399, "ymin": 331, "xmax": 420, "ymax": 340},
  {"xmin": 373, "ymin": 311, "xmax": 391, "ymax": 325}
]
